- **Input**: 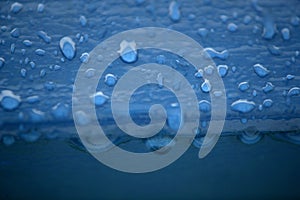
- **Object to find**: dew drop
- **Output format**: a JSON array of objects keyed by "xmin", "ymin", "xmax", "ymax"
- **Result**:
[
  {"xmin": 281, "ymin": 28, "xmax": 290, "ymax": 40},
  {"xmin": 198, "ymin": 100, "xmax": 211, "ymax": 113},
  {"xmin": 118, "ymin": 40, "xmax": 138, "ymax": 63},
  {"xmin": 104, "ymin": 74, "xmax": 117, "ymax": 86},
  {"xmin": 231, "ymin": 99, "xmax": 256, "ymax": 113},
  {"xmin": 217, "ymin": 65, "xmax": 229, "ymax": 77},
  {"xmin": 253, "ymin": 63, "xmax": 270, "ymax": 77},
  {"xmin": 201, "ymin": 79, "xmax": 212, "ymax": 93},
  {"xmin": 90, "ymin": 91, "xmax": 109, "ymax": 106},
  {"xmin": 0, "ymin": 90, "xmax": 21, "ymax": 111},
  {"xmin": 80, "ymin": 52, "xmax": 89, "ymax": 63},
  {"xmin": 238, "ymin": 82, "xmax": 250, "ymax": 92},
  {"xmin": 169, "ymin": 1, "xmax": 181, "ymax": 22},
  {"xmin": 10, "ymin": 2, "xmax": 23, "ymax": 14},
  {"xmin": 262, "ymin": 82, "xmax": 274, "ymax": 93},
  {"xmin": 59, "ymin": 36, "xmax": 76, "ymax": 60}
]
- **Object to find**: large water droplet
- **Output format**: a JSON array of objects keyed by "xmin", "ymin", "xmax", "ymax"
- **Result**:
[
  {"xmin": 201, "ymin": 79, "xmax": 212, "ymax": 93},
  {"xmin": 51, "ymin": 103, "xmax": 70, "ymax": 120},
  {"xmin": 90, "ymin": 91, "xmax": 109, "ymax": 106},
  {"xmin": 238, "ymin": 82, "xmax": 250, "ymax": 92},
  {"xmin": 253, "ymin": 63, "xmax": 270, "ymax": 77},
  {"xmin": 37, "ymin": 31, "xmax": 51, "ymax": 44},
  {"xmin": 118, "ymin": 40, "xmax": 138, "ymax": 63},
  {"xmin": 59, "ymin": 36, "xmax": 76, "ymax": 60},
  {"xmin": 169, "ymin": 1, "xmax": 181, "ymax": 22},
  {"xmin": 0, "ymin": 90, "xmax": 21, "ymax": 111},
  {"xmin": 231, "ymin": 99, "xmax": 256, "ymax": 113},
  {"xmin": 10, "ymin": 2, "xmax": 23, "ymax": 14},
  {"xmin": 198, "ymin": 100, "xmax": 211, "ymax": 113},
  {"xmin": 104, "ymin": 74, "xmax": 117, "ymax": 86},
  {"xmin": 262, "ymin": 82, "xmax": 274, "ymax": 93}
]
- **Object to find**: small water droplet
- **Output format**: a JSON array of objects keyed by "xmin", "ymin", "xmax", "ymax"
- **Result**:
[
  {"xmin": 197, "ymin": 28, "xmax": 208, "ymax": 37},
  {"xmin": 51, "ymin": 103, "xmax": 70, "ymax": 120},
  {"xmin": 74, "ymin": 110, "xmax": 90, "ymax": 126},
  {"xmin": 263, "ymin": 99, "xmax": 273, "ymax": 108},
  {"xmin": 262, "ymin": 82, "xmax": 274, "ymax": 93},
  {"xmin": 217, "ymin": 65, "xmax": 229, "ymax": 77},
  {"xmin": 227, "ymin": 23, "xmax": 238, "ymax": 32},
  {"xmin": 37, "ymin": 31, "xmax": 51, "ymax": 44},
  {"xmin": 238, "ymin": 82, "xmax": 250, "ymax": 92},
  {"xmin": 201, "ymin": 79, "xmax": 212, "ymax": 93},
  {"xmin": 198, "ymin": 100, "xmax": 211, "ymax": 113},
  {"xmin": 35, "ymin": 48, "xmax": 46, "ymax": 56},
  {"xmin": 80, "ymin": 52, "xmax": 89, "ymax": 63},
  {"xmin": 281, "ymin": 28, "xmax": 290, "ymax": 40},
  {"xmin": 10, "ymin": 2, "xmax": 23, "ymax": 14},
  {"xmin": 287, "ymin": 87, "xmax": 300, "ymax": 97},
  {"xmin": 20, "ymin": 68, "xmax": 27, "ymax": 78},
  {"xmin": 90, "ymin": 91, "xmax": 109, "ymax": 106},
  {"xmin": 10, "ymin": 28, "xmax": 20, "ymax": 38},
  {"xmin": 37, "ymin": 3, "xmax": 45, "ymax": 13},
  {"xmin": 204, "ymin": 48, "xmax": 229, "ymax": 60},
  {"xmin": 0, "ymin": 57, "xmax": 5, "ymax": 68},
  {"xmin": 79, "ymin": 15, "xmax": 87, "ymax": 27},
  {"xmin": 2, "ymin": 135, "xmax": 15, "ymax": 146}
]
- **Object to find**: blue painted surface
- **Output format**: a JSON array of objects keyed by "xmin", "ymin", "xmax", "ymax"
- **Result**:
[{"xmin": 0, "ymin": 0, "xmax": 300, "ymax": 198}]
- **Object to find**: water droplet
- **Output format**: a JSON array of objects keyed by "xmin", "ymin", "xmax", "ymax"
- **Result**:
[
  {"xmin": 204, "ymin": 65, "xmax": 214, "ymax": 76},
  {"xmin": 118, "ymin": 40, "xmax": 138, "ymax": 63},
  {"xmin": 23, "ymin": 39, "xmax": 32, "ymax": 47},
  {"xmin": 74, "ymin": 110, "xmax": 90, "ymax": 126},
  {"xmin": 227, "ymin": 23, "xmax": 238, "ymax": 32},
  {"xmin": 252, "ymin": 89, "xmax": 257, "ymax": 97},
  {"xmin": 286, "ymin": 74, "xmax": 295, "ymax": 80},
  {"xmin": 240, "ymin": 118, "xmax": 248, "ymax": 124},
  {"xmin": 79, "ymin": 52, "xmax": 89, "ymax": 63},
  {"xmin": 201, "ymin": 79, "xmax": 212, "ymax": 93},
  {"xmin": 253, "ymin": 63, "xmax": 270, "ymax": 77},
  {"xmin": 29, "ymin": 61, "xmax": 35, "ymax": 69},
  {"xmin": 10, "ymin": 28, "xmax": 20, "ymax": 38},
  {"xmin": 37, "ymin": 3, "xmax": 45, "ymax": 13},
  {"xmin": 217, "ymin": 65, "xmax": 229, "ymax": 77},
  {"xmin": 169, "ymin": 1, "xmax": 181, "ymax": 22},
  {"xmin": 79, "ymin": 15, "xmax": 87, "ymax": 27},
  {"xmin": 2, "ymin": 135, "xmax": 15, "ymax": 146},
  {"xmin": 231, "ymin": 99, "xmax": 256, "ymax": 113},
  {"xmin": 0, "ymin": 57, "xmax": 5, "ymax": 68},
  {"xmin": 104, "ymin": 74, "xmax": 117, "ymax": 86},
  {"xmin": 10, "ymin": 2, "xmax": 23, "ymax": 14},
  {"xmin": 37, "ymin": 31, "xmax": 51, "ymax": 44},
  {"xmin": 262, "ymin": 82, "xmax": 274, "ymax": 93},
  {"xmin": 268, "ymin": 45, "xmax": 281, "ymax": 55},
  {"xmin": 90, "ymin": 91, "xmax": 109, "ymax": 106},
  {"xmin": 290, "ymin": 16, "xmax": 300, "ymax": 26},
  {"xmin": 287, "ymin": 87, "xmax": 300, "ymax": 97},
  {"xmin": 262, "ymin": 16, "xmax": 276, "ymax": 39},
  {"xmin": 28, "ymin": 109, "xmax": 45, "ymax": 123},
  {"xmin": 59, "ymin": 36, "xmax": 76, "ymax": 60},
  {"xmin": 35, "ymin": 48, "xmax": 46, "ymax": 56},
  {"xmin": 156, "ymin": 55, "xmax": 166, "ymax": 64},
  {"xmin": 167, "ymin": 105, "xmax": 182, "ymax": 131},
  {"xmin": 243, "ymin": 15, "xmax": 252, "ymax": 25},
  {"xmin": 194, "ymin": 69, "xmax": 203, "ymax": 78},
  {"xmin": 204, "ymin": 48, "xmax": 229, "ymax": 60},
  {"xmin": 281, "ymin": 28, "xmax": 290, "ymax": 40},
  {"xmin": 263, "ymin": 99, "xmax": 273, "ymax": 108},
  {"xmin": 26, "ymin": 95, "xmax": 40, "ymax": 104},
  {"xmin": 20, "ymin": 68, "xmax": 27, "ymax": 78},
  {"xmin": 199, "ymin": 100, "xmax": 211, "ymax": 113},
  {"xmin": 238, "ymin": 82, "xmax": 250, "ymax": 92},
  {"xmin": 51, "ymin": 103, "xmax": 70, "ymax": 120},
  {"xmin": 220, "ymin": 15, "xmax": 228, "ymax": 23},
  {"xmin": 85, "ymin": 68, "xmax": 95, "ymax": 78},
  {"xmin": 44, "ymin": 81, "xmax": 56, "ymax": 91},
  {"xmin": 197, "ymin": 28, "xmax": 208, "ymax": 37}
]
